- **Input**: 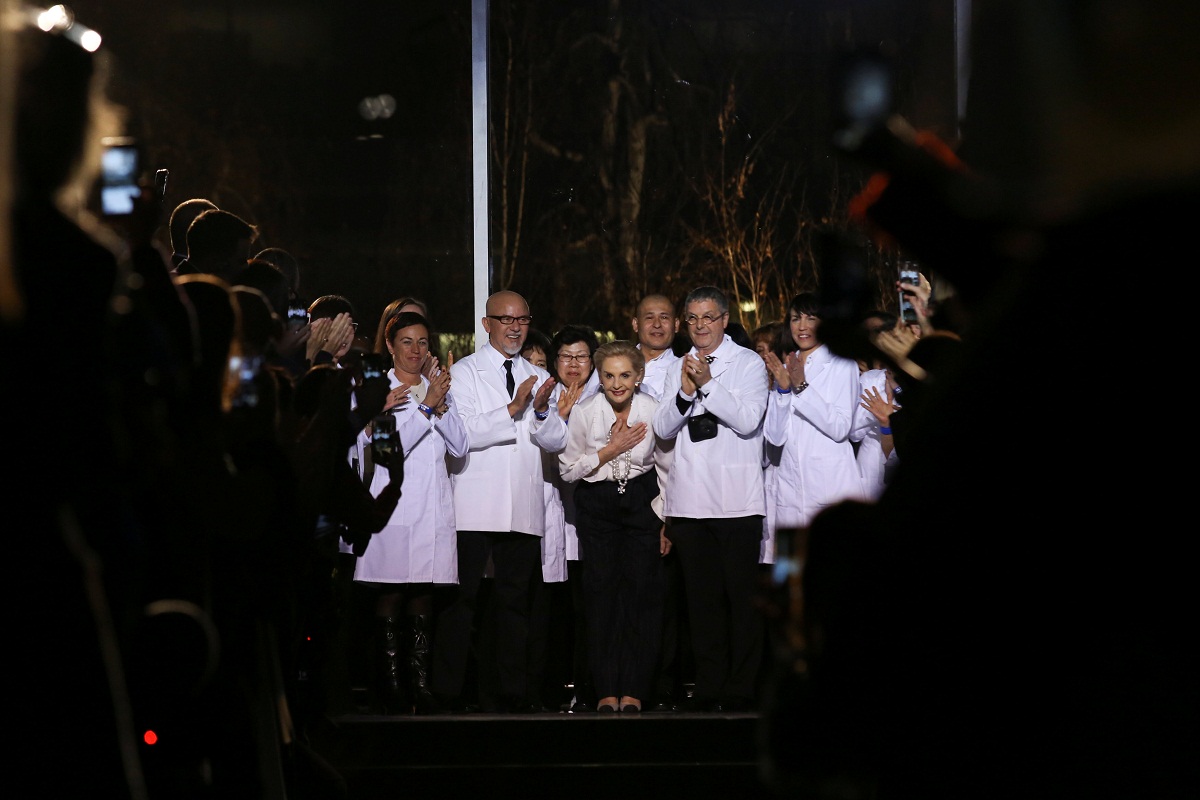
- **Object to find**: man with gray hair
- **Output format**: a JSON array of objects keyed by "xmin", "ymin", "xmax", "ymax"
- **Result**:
[{"xmin": 652, "ymin": 285, "xmax": 769, "ymax": 712}]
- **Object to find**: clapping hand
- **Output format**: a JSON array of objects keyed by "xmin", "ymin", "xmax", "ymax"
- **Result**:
[
  {"xmin": 681, "ymin": 354, "xmax": 711, "ymax": 391},
  {"xmin": 859, "ymin": 384, "xmax": 896, "ymax": 427},
  {"xmin": 557, "ymin": 381, "xmax": 585, "ymax": 420},
  {"xmin": 508, "ymin": 374, "xmax": 536, "ymax": 418},
  {"xmin": 532, "ymin": 375, "xmax": 556, "ymax": 416},
  {"xmin": 384, "ymin": 383, "xmax": 411, "ymax": 413},
  {"xmin": 764, "ymin": 352, "xmax": 790, "ymax": 391},
  {"xmin": 424, "ymin": 369, "xmax": 452, "ymax": 411},
  {"xmin": 785, "ymin": 352, "xmax": 806, "ymax": 388}
]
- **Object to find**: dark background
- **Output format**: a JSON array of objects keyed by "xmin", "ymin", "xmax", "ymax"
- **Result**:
[{"xmin": 71, "ymin": 0, "xmax": 959, "ymax": 341}]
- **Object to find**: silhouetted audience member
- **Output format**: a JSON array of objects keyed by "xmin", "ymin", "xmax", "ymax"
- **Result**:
[
  {"xmin": 762, "ymin": 5, "xmax": 1199, "ymax": 799},
  {"xmin": 5, "ymin": 13, "xmax": 158, "ymax": 796},
  {"xmin": 287, "ymin": 361, "xmax": 402, "ymax": 725},
  {"xmin": 168, "ymin": 197, "xmax": 218, "ymax": 271},
  {"xmin": 254, "ymin": 245, "xmax": 304, "ymax": 305},
  {"xmin": 179, "ymin": 207, "xmax": 258, "ymax": 282},
  {"xmin": 236, "ymin": 258, "xmax": 310, "ymax": 378}
]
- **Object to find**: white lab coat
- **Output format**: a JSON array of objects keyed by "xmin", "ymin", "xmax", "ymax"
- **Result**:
[
  {"xmin": 764, "ymin": 344, "xmax": 867, "ymax": 530},
  {"xmin": 849, "ymin": 367, "xmax": 898, "ymax": 501},
  {"xmin": 538, "ymin": 378, "xmax": 599, "ymax": 582},
  {"xmin": 353, "ymin": 372, "xmax": 469, "ymax": 584},
  {"xmin": 652, "ymin": 335, "xmax": 768, "ymax": 519},
  {"xmin": 638, "ymin": 347, "xmax": 682, "ymax": 402},
  {"xmin": 448, "ymin": 342, "xmax": 568, "ymax": 535}
]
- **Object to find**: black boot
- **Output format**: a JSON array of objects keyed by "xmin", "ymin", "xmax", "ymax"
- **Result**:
[
  {"xmin": 407, "ymin": 615, "xmax": 444, "ymax": 715},
  {"xmin": 375, "ymin": 616, "xmax": 410, "ymax": 714}
]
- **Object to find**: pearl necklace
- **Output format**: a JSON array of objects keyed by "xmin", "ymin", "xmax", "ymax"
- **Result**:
[{"xmin": 607, "ymin": 423, "xmax": 633, "ymax": 494}]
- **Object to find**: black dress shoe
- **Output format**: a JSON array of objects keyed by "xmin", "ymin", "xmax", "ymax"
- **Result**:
[
  {"xmin": 646, "ymin": 700, "xmax": 676, "ymax": 713},
  {"xmin": 568, "ymin": 699, "xmax": 595, "ymax": 713}
]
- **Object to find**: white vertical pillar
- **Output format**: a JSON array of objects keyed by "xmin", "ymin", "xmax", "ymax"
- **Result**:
[
  {"xmin": 955, "ymin": 0, "xmax": 972, "ymax": 136},
  {"xmin": 471, "ymin": 0, "xmax": 490, "ymax": 351}
]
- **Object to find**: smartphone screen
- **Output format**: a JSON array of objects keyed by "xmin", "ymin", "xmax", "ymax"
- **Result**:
[
  {"xmin": 100, "ymin": 137, "xmax": 140, "ymax": 216},
  {"xmin": 286, "ymin": 304, "xmax": 309, "ymax": 332},
  {"xmin": 361, "ymin": 353, "xmax": 390, "ymax": 381},
  {"xmin": 898, "ymin": 266, "xmax": 920, "ymax": 323}
]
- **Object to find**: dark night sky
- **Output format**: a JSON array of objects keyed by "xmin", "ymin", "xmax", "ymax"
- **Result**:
[{"xmin": 64, "ymin": 1, "xmax": 959, "ymax": 337}]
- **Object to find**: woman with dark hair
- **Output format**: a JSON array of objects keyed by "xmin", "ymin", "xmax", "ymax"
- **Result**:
[
  {"xmin": 761, "ymin": 293, "xmax": 866, "ymax": 552},
  {"xmin": 372, "ymin": 296, "xmax": 441, "ymax": 372},
  {"xmin": 541, "ymin": 324, "xmax": 601, "ymax": 710},
  {"xmin": 549, "ymin": 323, "xmax": 601, "ymax": 416},
  {"xmin": 351, "ymin": 311, "xmax": 467, "ymax": 714}
]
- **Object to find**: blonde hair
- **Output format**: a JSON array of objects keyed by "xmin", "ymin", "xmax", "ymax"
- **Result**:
[{"xmin": 593, "ymin": 339, "xmax": 644, "ymax": 377}]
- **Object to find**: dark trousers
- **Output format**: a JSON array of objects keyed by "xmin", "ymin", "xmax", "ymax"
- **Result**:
[
  {"xmin": 651, "ymin": 546, "xmax": 693, "ymax": 702},
  {"xmin": 669, "ymin": 515, "xmax": 764, "ymax": 702},
  {"xmin": 567, "ymin": 560, "xmax": 595, "ymax": 703},
  {"xmin": 432, "ymin": 530, "xmax": 543, "ymax": 705},
  {"xmin": 576, "ymin": 472, "xmax": 665, "ymax": 702}
]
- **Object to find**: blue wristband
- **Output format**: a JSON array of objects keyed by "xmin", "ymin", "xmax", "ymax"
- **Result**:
[
  {"xmin": 534, "ymin": 409, "xmax": 549, "ymax": 420},
  {"xmin": 417, "ymin": 403, "xmax": 434, "ymax": 417},
  {"xmin": 776, "ymin": 386, "xmax": 791, "ymax": 394},
  {"xmin": 879, "ymin": 425, "xmax": 892, "ymax": 435}
]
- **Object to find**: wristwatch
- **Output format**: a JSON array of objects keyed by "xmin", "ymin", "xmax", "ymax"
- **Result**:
[{"xmin": 792, "ymin": 382, "xmax": 809, "ymax": 395}]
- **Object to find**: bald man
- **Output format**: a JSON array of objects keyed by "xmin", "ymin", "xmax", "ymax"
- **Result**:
[
  {"xmin": 632, "ymin": 293, "xmax": 682, "ymax": 401},
  {"xmin": 434, "ymin": 290, "xmax": 566, "ymax": 713}
]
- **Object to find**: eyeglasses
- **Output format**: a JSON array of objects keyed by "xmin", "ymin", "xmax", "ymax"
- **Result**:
[
  {"xmin": 487, "ymin": 315, "xmax": 533, "ymax": 326},
  {"xmin": 683, "ymin": 312, "xmax": 726, "ymax": 327},
  {"xmin": 557, "ymin": 353, "xmax": 591, "ymax": 364}
]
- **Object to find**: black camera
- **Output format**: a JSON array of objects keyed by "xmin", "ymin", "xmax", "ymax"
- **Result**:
[{"xmin": 687, "ymin": 412, "xmax": 719, "ymax": 442}]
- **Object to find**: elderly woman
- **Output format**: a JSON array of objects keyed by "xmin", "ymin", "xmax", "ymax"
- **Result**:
[{"xmin": 559, "ymin": 340, "xmax": 668, "ymax": 713}]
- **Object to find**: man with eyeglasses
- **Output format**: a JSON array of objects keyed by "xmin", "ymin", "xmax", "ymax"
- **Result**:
[
  {"xmin": 436, "ymin": 290, "xmax": 566, "ymax": 713},
  {"xmin": 652, "ymin": 285, "xmax": 769, "ymax": 713}
]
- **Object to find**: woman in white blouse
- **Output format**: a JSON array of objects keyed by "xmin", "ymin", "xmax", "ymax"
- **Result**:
[
  {"xmin": 353, "ymin": 311, "xmax": 468, "ymax": 714},
  {"xmin": 559, "ymin": 340, "xmax": 668, "ymax": 713}
]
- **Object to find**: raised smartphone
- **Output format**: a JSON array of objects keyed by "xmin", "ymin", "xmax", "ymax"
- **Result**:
[{"xmin": 99, "ymin": 136, "xmax": 140, "ymax": 216}]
